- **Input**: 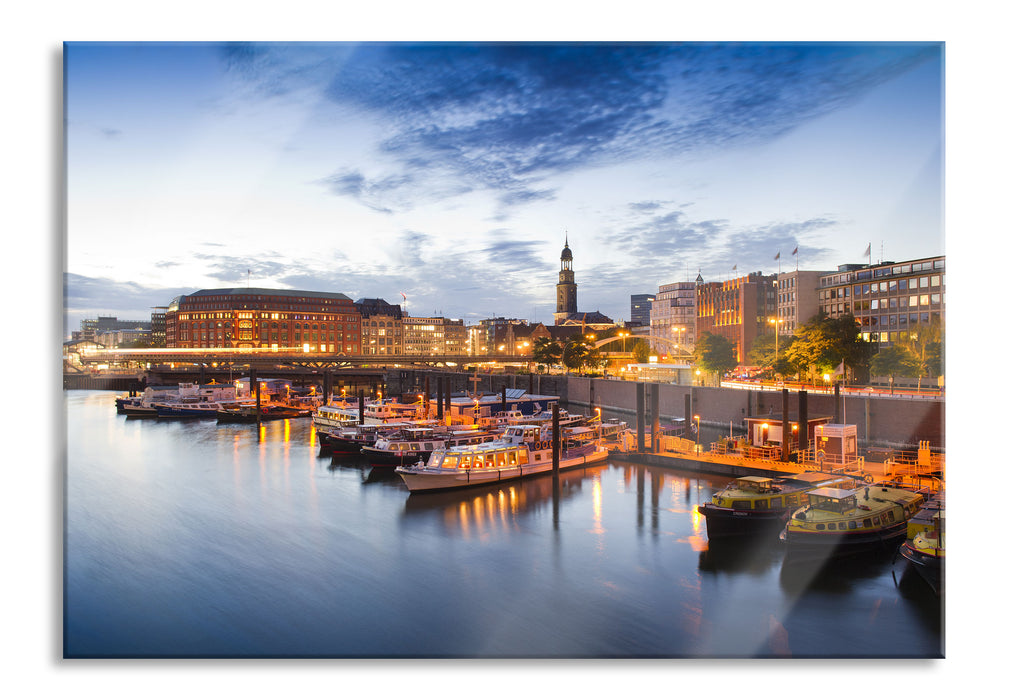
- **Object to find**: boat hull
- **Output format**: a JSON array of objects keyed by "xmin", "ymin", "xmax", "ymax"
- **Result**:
[
  {"xmin": 781, "ymin": 520, "xmax": 909, "ymax": 560},
  {"xmin": 396, "ymin": 448, "xmax": 609, "ymax": 492},
  {"xmin": 698, "ymin": 504, "xmax": 791, "ymax": 539},
  {"xmin": 899, "ymin": 541, "xmax": 943, "ymax": 595}
]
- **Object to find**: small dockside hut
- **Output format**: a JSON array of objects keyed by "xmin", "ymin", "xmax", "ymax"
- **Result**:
[
  {"xmin": 813, "ymin": 423, "xmax": 859, "ymax": 465},
  {"xmin": 745, "ymin": 413, "xmax": 833, "ymax": 452}
]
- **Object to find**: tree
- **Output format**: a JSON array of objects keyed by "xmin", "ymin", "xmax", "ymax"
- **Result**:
[
  {"xmin": 694, "ymin": 332, "xmax": 737, "ymax": 386},
  {"xmin": 532, "ymin": 336, "xmax": 562, "ymax": 372},
  {"xmin": 870, "ymin": 345, "xmax": 919, "ymax": 394},
  {"xmin": 561, "ymin": 335, "xmax": 590, "ymax": 373},
  {"xmin": 631, "ymin": 338, "xmax": 652, "ymax": 364},
  {"xmin": 924, "ymin": 340, "xmax": 944, "ymax": 378},
  {"xmin": 787, "ymin": 313, "xmax": 870, "ymax": 383},
  {"xmin": 746, "ymin": 333, "xmax": 796, "ymax": 379}
]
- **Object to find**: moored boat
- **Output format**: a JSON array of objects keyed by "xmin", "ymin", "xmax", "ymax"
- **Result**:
[
  {"xmin": 360, "ymin": 427, "xmax": 498, "ymax": 465},
  {"xmin": 698, "ymin": 472, "xmax": 859, "ymax": 540},
  {"xmin": 394, "ymin": 424, "xmax": 610, "ymax": 492},
  {"xmin": 780, "ymin": 483, "xmax": 926, "ymax": 560},
  {"xmin": 899, "ymin": 508, "xmax": 944, "ymax": 595},
  {"xmin": 216, "ymin": 404, "xmax": 311, "ymax": 423}
]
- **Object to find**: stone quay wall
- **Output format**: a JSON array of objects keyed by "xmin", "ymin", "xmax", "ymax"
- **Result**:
[
  {"xmin": 389, "ymin": 370, "xmax": 943, "ymax": 450},
  {"xmin": 567, "ymin": 376, "xmax": 944, "ymax": 450}
]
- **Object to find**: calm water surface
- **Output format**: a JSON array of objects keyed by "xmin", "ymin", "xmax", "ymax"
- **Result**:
[{"xmin": 64, "ymin": 390, "xmax": 942, "ymax": 658}]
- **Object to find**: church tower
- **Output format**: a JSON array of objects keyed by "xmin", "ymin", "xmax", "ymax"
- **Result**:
[{"xmin": 554, "ymin": 234, "xmax": 577, "ymax": 323}]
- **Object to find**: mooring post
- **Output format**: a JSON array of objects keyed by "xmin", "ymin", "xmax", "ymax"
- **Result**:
[
  {"xmin": 501, "ymin": 385, "xmax": 507, "ymax": 415},
  {"xmin": 358, "ymin": 389, "xmax": 365, "ymax": 425},
  {"xmin": 834, "ymin": 383, "xmax": 841, "ymax": 424},
  {"xmin": 651, "ymin": 383, "xmax": 661, "ymax": 453},
  {"xmin": 251, "ymin": 368, "xmax": 260, "ymax": 426},
  {"xmin": 780, "ymin": 387, "xmax": 789, "ymax": 462},
  {"xmin": 323, "ymin": 370, "xmax": 331, "ymax": 405},
  {"xmin": 552, "ymin": 402, "xmax": 560, "ymax": 478},
  {"xmin": 436, "ymin": 376, "xmax": 444, "ymax": 420},
  {"xmin": 636, "ymin": 383, "xmax": 646, "ymax": 453},
  {"xmin": 799, "ymin": 390, "xmax": 809, "ymax": 455}
]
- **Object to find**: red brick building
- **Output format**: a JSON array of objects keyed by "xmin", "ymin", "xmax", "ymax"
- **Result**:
[{"xmin": 166, "ymin": 288, "xmax": 361, "ymax": 353}]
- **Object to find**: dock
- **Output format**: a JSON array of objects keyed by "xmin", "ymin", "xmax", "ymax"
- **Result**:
[{"xmin": 613, "ymin": 433, "xmax": 943, "ymax": 490}]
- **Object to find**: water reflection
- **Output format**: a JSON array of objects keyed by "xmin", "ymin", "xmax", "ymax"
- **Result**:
[{"xmin": 66, "ymin": 391, "xmax": 943, "ymax": 658}]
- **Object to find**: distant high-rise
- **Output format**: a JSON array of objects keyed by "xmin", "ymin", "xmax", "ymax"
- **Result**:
[{"xmin": 630, "ymin": 294, "xmax": 655, "ymax": 326}]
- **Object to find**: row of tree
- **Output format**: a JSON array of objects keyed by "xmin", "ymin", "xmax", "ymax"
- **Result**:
[
  {"xmin": 734, "ymin": 312, "xmax": 944, "ymax": 388},
  {"xmin": 528, "ymin": 313, "xmax": 944, "ymax": 390}
]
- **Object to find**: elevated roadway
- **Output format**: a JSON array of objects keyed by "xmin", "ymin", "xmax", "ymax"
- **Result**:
[{"xmin": 76, "ymin": 347, "xmax": 523, "ymax": 371}]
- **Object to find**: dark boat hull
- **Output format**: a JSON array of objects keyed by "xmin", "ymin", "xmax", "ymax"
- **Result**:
[
  {"xmin": 698, "ymin": 504, "xmax": 791, "ymax": 539},
  {"xmin": 781, "ymin": 521, "xmax": 909, "ymax": 561},
  {"xmin": 899, "ymin": 541, "xmax": 943, "ymax": 595}
]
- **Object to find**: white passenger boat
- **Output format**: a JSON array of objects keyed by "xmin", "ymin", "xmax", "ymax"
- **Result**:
[{"xmin": 395, "ymin": 424, "xmax": 610, "ymax": 492}]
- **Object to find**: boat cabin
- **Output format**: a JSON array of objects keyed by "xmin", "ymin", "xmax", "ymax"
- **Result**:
[
  {"xmin": 733, "ymin": 476, "xmax": 775, "ymax": 493},
  {"xmin": 806, "ymin": 487, "xmax": 858, "ymax": 514}
]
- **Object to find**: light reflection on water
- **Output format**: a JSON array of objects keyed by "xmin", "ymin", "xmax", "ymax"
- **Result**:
[{"xmin": 64, "ymin": 390, "xmax": 941, "ymax": 658}]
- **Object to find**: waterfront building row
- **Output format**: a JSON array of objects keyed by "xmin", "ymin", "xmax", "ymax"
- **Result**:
[{"xmin": 639, "ymin": 254, "xmax": 945, "ymax": 365}]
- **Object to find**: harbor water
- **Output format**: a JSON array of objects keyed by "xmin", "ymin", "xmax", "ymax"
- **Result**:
[{"xmin": 64, "ymin": 390, "xmax": 942, "ymax": 658}]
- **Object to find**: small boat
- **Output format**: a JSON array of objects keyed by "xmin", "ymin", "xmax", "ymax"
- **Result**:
[
  {"xmin": 319, "ymin": 421, "xmax": 420, "ymax": 453},
  {"xmin": 698, "ymin": 472, "xmax": 859, "ymax": 540},
  {"xmin": 216, "ymin": 404, "xmax": 311, "ymax": 423},
  {"xmin": 394, "ymin": 424, "xmax": 610, "ymax": 492},
  {"xmin": 312, "ymin": 404, "xmax": 361, "ymax": 432},
  {"xmin": 155, "ymin": 398, "xmax": 251, "ymax": 419},
  {"xmin": 360, "ymin": 427, "xmax": 498, "ymax": 466},
  {"xmin": 899, "ymin": 509, "xmax": 944, "ymax": 595},
  {"xmin": 780, "ymin": 483, "xmax": 926, "ymax": 560}
]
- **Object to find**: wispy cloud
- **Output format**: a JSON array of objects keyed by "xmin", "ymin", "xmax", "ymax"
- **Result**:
[{"xmin": 222, "ymin": 42, "xmax": 938, "ymax": 215}]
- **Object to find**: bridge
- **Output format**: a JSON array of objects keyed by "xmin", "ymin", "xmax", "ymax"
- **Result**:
[{"xmin": 75, "ymin": 347, "xmax": 524, "ymax": 371}]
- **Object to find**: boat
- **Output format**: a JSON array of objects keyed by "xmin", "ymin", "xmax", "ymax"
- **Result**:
[
  {"xmin": 698, "ymin": 472, "xmax": 860, "ymax": 540},
  {"xmin": 779, "ymin": 483, "xmax": 926, "ymax": 560},
  {"xmin": 319, "ymin": 421, "xmax": 425, "ymax": 454},
  {"xmin": 155, "ymin": 399, "xmax": 240, "ymax": 418},
  {"xmin": 360, "ymin": 426, "xmax": 499, "ymax": 466},
  {"xmin": 216, "ymin": 404, "xmax": 311, "ymax": 423},
  {"xmin": 394, "ymin": 423, "xmax": 610, "ymax": 492},
  {"xmin": 898, "ymin": 509, "xmax": 944, "ymax": 595},
  {"xmin": 312, "ymin": 403, "xmax": 361, "ymax": 432}
]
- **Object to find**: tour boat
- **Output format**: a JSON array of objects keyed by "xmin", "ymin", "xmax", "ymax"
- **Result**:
[
  {"xmin": 779, "ymin": 483, "xmax": 926, "ymax": 560},
  {"xmin": 899, "ymin": 509, "xmax": 944, "ymax": 595},
  {"xmin": 698, "ymin": 472, "xmax": 859, "ymax": 540},
  {"xmin": 360, "ymin": 427, "xmax": 499, "ymax": 466},
  {"xmin": 394, "ymin": 424, "xmax": 610, "ymax": 492},
  {"xmin": 155, "ymin": 398, "xmax": 246, "ymax": 418}
]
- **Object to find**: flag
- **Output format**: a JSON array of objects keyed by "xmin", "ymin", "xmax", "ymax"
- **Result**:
[
  {"xmin": 732, "ymin": 264, "xmax": 737, "ymax": 271},
  {"xmin": 774, "ymin": 251, "xmax": 780, "ymax": 261},
  {"xmin": 400, "ymin": 292, "xmax": 407, "ymax": 300},
  {"xmin": 792, "ymin": 247, "xmax": 798, "ymax": 256},
  {"xmin": 864, "ymin": 244, "xmax": 871, "ymax": 258}
]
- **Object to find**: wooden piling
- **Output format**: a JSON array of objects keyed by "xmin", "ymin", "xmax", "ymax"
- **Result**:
[
  {"xmin": 650, "ymin": 383, "xmax": 660, "ymax": 453},
  {"xmin": 799, "ymin": 390, "xmax": 809, "ymax": 453},
  {"xmin": 780, "ymin": 387, "xmax": 789, "ymax": 462},
  {"xmin": 636, "ymin": 383, "xmax": 646, "ymax": 453}
]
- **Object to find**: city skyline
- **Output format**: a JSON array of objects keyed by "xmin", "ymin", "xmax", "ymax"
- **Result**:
[{"xmin": 64, "ymin": 41, "xmax": 943, "ymax": 336}]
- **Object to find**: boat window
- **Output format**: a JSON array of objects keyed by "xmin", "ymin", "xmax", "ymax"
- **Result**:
[
  {"xmin": 424, "ymin": 443, "xmax": 433, "ymax": 451},
  {"xmin": 816, "ymin": 524, "xmax": 825, "ymax": 531},
  {"xmin": 733, "ymin": 500, "xmax": 751, "ymax": 510},
  {"xmin": 838, "ymin": 522, "xmax": 847, "ymax": 530},
  {"xmin": 755, "ymin": 499, "xmax": 768, "ymax": 510},
  {"xmin": 508, "ymin": 451, "xmax": 517, "ymax": 465},
  {"xmin": 496, "ymin": 453, "xmax": 506, "ymax": 467},
  {"xmin": 863, "ymin": 518, "xmax": 872, "ymax": 528},
  {"xmin": 872, "ymin": 517, "xmax": 881, "ymax": 525},
  {"xmin": 443, "ymin": 456, "xmax": 457, "ymax": 468},
  {"xmin": 848, "ymin": 521, "xmax": 857, "ymax": 529},
  {"xmin": 770, "ymin": 497, "xmax": 782, "ymax": 508},
  {"xmin": 460, "ymin": 455, "xmax": 471, "ymax": 469},
  {"xmin": 827, "ymin": 523, "xmax": 836, "ymax": 530}
]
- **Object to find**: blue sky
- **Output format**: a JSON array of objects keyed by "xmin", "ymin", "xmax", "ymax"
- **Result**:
[{"xmin": 64, "ymin": 41, "xmax": 943, "ymax": 335}]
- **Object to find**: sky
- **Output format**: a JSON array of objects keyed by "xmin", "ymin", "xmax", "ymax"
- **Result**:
[{"xmin": 63, "ymin": 40, "xmax": 943, "ymax": 336}]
